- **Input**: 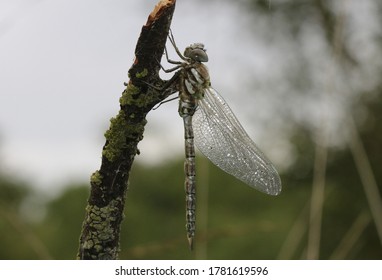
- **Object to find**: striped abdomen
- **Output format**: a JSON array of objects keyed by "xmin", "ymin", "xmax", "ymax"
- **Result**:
[{"xmin": 178, "ymin": 62, "xmax": 210, "ymax": 250}]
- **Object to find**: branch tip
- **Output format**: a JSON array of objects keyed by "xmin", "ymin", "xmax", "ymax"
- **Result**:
[{"xmin": 147, "ymin": 0, "xmax": 176, "ymax": 26}]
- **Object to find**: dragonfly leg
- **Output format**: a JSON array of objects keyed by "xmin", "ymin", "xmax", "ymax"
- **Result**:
[
  {"xmin": 160, "ymin": 63, "xmax": 182, "ymax": 73},
  {"xmin": 153, "ymin": 50, "xmax": 181, "ymax": 73},
  {"xmin": 140, "ymin": 70, "xmax": 180, "ymax": 92},
  {"xmin": 137, "ymin": 71, "xmax": 180, "ymax": 107},
  {"xmin": 168, "ymin": 29, "xmax": 187, "ymax": 61},
  {"xmin": 164, "ymin": 45, "xmax": 183, "ymax": 66}
]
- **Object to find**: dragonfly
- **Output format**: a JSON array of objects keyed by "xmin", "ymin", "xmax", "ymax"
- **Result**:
[{"xmin": 159, "ymin": 33, "xmax": 282, "ymax": 250}]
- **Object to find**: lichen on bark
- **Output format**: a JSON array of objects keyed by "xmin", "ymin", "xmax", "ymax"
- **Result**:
[{"xmin": 78, "ymin": 0, "xmax": 177, "ymax": 260}]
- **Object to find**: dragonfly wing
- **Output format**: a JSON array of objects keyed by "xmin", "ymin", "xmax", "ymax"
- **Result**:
[{"xmin": 192, "ymin": 87, "xmax": 282, "ymax": 195}]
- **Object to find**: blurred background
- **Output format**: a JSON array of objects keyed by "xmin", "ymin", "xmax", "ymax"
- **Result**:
[{"xmin": 1, "ymin": 0, "xmax": 381, "ymax": 259}]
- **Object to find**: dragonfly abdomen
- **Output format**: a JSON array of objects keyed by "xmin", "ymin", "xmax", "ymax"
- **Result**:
[
  {"xmin": 181, "ymin": 99, "xmax": 197, "ymax": 249},
  {"xmin": 184, "ymin": 118, "xmax": 196, "ymax": 249},
  {"xmin": 178, "ymin": 62, "xmax": 210, "ymax": 250}
]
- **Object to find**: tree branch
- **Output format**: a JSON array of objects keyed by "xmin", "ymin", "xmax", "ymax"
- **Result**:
[{"xmin": 77, "ymin": 0, "xmax": 177, "ymax": 260}]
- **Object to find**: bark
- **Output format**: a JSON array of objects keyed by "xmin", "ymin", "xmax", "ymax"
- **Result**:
[{"xmin": 77, "ymin": 0, "xmax": 177, "ymax": 260}]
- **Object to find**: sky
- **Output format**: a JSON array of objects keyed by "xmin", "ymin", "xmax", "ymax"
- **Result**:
[
  {"xmin": 0, "ymin": 0, "xmax": 379, "ymax": 194},
  {"xmin": 0, "ymin": 0, "xmax": 285, "ymax": 194}
]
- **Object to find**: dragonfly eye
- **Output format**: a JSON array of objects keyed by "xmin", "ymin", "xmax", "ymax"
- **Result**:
[{"xmin": 184, "ymin": 44, "xmax": 208, "ymax": 62}]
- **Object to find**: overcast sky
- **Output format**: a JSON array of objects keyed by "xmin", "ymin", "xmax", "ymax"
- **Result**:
[
  {"xmin": 0, "ymin": 0, "xmax": 281, "ymax": 193},
  {"xmin": 0, "ymin": 0, "xmax": 379, "ymax": 195}
]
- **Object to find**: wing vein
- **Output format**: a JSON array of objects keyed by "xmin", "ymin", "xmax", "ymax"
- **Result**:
[{"xmin": 192, "ymin": 87, "xmax": 281, "ymax": 195}]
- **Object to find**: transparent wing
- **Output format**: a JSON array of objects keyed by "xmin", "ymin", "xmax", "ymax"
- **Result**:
[{"xmin": 192, "ymin": 87, "xmax": 282, "ymax": 195}]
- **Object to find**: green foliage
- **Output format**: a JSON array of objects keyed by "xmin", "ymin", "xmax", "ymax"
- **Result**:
[
  {"xmin": 37, "ymin": 186, "xmax": 89, "ymax": 259},
  {"xmin": 0, "ymin": 127, "xmax": 382, "ymax": 259},
  {"xmin": 0, "ymin": 177, "xmax": 37, "ymax": 259},
  {"xmin": 1, "ymin": 92, "xmax": 382, "ymax": 259}
]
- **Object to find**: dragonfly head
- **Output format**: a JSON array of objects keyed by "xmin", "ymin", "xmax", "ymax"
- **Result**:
[{"xmin": 184, "ymin": 43, "xmax": 208, "ymax": 63}]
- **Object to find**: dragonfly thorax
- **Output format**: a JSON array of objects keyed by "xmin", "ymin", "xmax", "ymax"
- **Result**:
[
  {"xmin": 178, "ymin": 48, "xmax": 210, "ymax": 118},
  {"xmin": 183, "ymin": 64, "xmax": 210, "ymax": 98},
  {"xmin": 179, "ymin": 63, "xmax": 210, "ymax": 118}
]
